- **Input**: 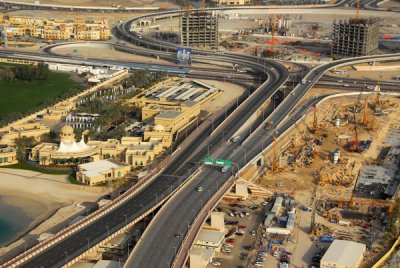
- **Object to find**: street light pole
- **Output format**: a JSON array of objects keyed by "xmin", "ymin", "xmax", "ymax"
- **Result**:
[
  {"xmin": 64, "ymin": 251, "xmax": 68, "ymax": 264},
  {"xmin": 106, "ymin": 225, "xmax": 110, "ymax": 237},
  {"xmin": 128, "ymin": 243, "xmax": 132, "ymax": 256},
  {"xmin": 85, "ymin": 238, "xmax": 90, "ymax": 251}
]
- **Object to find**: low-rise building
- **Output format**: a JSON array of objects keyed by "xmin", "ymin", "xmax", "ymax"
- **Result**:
[
  {"xmin": 0, "ymin": 147, "xmax": 17, "ymax": 166},
  {"xmin": 0, "ymin": 122, "xmax": 50, "ymax": 145},
  {"xmin": 5, "ymin": 15, "xmax": 111, "ymax": 41},
  {"xmin": 189, "ymin": 247, "xmax": 215, "ymax": 268},
  {"xmin": 65, "ymin": 112, "xmax": 100, "ymax": 130},
  {"xmin": 320, "ymin": 240, "xmax": 366, "ymax": 268},
  {"xmin": 194, "ymin": 230, "xmax": 225, "ymax": 251},
  {"xmin": 76, "ymin": 159, "xmax": 131, "ymax": 186}
]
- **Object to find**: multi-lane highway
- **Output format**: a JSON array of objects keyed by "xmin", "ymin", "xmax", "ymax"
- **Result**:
[
  {"xmin": 2, "ymin": 4, "xmax": 400, "ymax": 268},
  {"xmin": 116, "ymin": 8, "xmax": 400, "ymax": 268},
  {"xmin": 1, "ymin": 25, "xmax": 290, "ymax": 268},
  {"xmin": 126, "ymin": 54, "xmax": 400, "ymax": 268}
]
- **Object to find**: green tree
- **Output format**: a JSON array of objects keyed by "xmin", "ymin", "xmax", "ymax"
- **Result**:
[
  {"xmin": 15, "ymin": 136, "xmax": 36, "ymax": 161},
  {"xmin": 386, "ymin": 197, "xmax": 400, "ymax": 241}
]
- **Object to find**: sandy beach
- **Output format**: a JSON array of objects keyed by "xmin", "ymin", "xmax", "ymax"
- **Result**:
[{"xmin": 0, "ymin": 168, "xmax": 105, "ymax": 262}]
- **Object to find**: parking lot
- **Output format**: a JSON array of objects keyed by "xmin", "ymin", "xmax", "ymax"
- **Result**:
[
  {"xmin": 205, "ymin": 197, "xmax": 300, "ymax": 268},
  {"xmin": 204, "ymin": 193, "xmax": 331, "ymax": 268}
]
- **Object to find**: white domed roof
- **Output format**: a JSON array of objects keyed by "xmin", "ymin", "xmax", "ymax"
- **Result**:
[{"xmin": 153, "ymin": 124, "xmax": 165, "ymax": 132}]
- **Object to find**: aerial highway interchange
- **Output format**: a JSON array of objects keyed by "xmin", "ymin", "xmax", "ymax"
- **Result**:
[{"xmin": 1, "ymin": 2, "xmax": 400, "ymax": 268}]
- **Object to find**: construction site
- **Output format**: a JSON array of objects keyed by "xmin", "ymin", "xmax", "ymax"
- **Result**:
[{"xmin": 254, "ymin": 84, "xmax": 400, "ymax": 266}]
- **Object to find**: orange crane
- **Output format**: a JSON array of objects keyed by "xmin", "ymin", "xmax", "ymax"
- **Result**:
[
  {"xmin": 202, "ymin": 0, "xmax": 205, "ymax": 15},
  {"xmin": 270, "ymin": 16, "xmax": 275, "ymax": 54},
  {"xmin": 352, "ymin": 112, "xmax": 360, "ymax": 152},
  {"xmin": 349, "ymin": 170, "xmax": 360, "ymax": 209},
  {"xmin": 362, "ymin": 96, "xmax": 368, "ymax": 126},
  {"xmin": 356, "ymin": 0, "xmax": 361, "ymax": 21}
]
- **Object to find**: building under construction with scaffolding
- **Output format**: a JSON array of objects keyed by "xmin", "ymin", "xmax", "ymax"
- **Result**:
[
  {"xmin": 331, "ymin": 18, "xmax": 379, "ymax": 57},
  {"xmin": 180, "ymin": 11, "xmax": 219, "ymax": 48}
]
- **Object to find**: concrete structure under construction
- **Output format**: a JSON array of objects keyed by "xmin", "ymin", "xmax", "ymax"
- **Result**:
[
  {"xmin": 331, "ymin": 19, "xmax": 379, "ymax": 57},
  {"xmin": 180, "ymin": 12, "xmax": 219, "ymax": 48}
]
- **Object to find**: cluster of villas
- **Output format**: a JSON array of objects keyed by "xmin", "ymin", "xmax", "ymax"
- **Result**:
[{"xmin": 0, "ymin": 77, "xmax": 220, "ymax": 187}]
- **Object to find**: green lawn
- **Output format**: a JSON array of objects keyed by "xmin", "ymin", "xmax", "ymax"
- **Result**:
[
  {"xmin": 0, "ymin": 163, "xmax": 72, "ymax": 175},
  {"xmin": 0, "ymin": 68, "xmax": 81, "ymax": 118}
]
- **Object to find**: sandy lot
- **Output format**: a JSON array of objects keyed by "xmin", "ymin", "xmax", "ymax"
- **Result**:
[
  {"xmin": 200, "ymin": 79, "xmax": 245, "ymax": 115},
  {"xmin": 0, "ymin": 168, "xmax": 104, "ymax": 261}
]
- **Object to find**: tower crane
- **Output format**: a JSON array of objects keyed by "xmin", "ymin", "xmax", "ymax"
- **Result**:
[
  {"xmin": 375, "ymin": 72, "xmax": 383, "ymax": 107},
  {"xmin": 352, "ymin": 112, "xmax": 360, "ymax": 152},
  {"xmin": 270, "ymin": 16, "xmax": 275, "ymax": 54},
  {"xmin": 356, "ymin": 0, "xmax": 361, "ymax": 21},
  {"xmin": 271, "ymin": 132, "xmax": 283, "ymax": 172},
  {"xmin": 362, "ymin": 96, "xmax": 368, "ymax": 126}
]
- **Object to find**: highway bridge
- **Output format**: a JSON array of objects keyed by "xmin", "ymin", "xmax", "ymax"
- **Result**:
[
  {"xmin": 1, "ymin": 5, "xmax": 400, "ymax": 268},
  {"xmin": 116, "ymin": 8, "xmax": 400, "ymax": 268},
  {"xmin": 1, "ymin": 21, "xmax": 290, "ymax": 268}
]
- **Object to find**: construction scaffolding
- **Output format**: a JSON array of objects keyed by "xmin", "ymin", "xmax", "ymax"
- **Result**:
[
  {"xmin": 331, "ymin": 19, "xmax": 379, "ymax": 57},
  {"xmin": 180, "ymin": 11, "xmax": 219, "ymax": 48}
]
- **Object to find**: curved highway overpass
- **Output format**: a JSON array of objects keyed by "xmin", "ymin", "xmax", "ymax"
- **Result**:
[
  {"xmin": 1, "ymin": 18, "xmax": 289, "ymax": 268},
  {"xmin": 1, "ymin": 4, "xmax": 399, "ymax": 268},
  {"xmin": 117, "ymin": 7, "xmax": 400, "ymax": 268}
]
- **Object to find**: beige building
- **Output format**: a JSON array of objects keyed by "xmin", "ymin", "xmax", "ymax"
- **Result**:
[
  {"xmin": 31, "ymin": 125, "xmax": 165, "ymax": 168},
  {"xmin": 0, "ymin": 147, "xmax": 17, "ymax": 166},
  {"xmin": 194, "ymin": 230, "xmax": 225, "ymax": 251},
  {"xmin": 0, "ymin": 122, "xmax": 50, "ymax": 145},
  {"xmin": 320, "ymin": 240, "xmax": 366, "ymax": 268},
  {"xmin": 189, "ymin": 247, "xmax": 215, "ymax": 268},
  {"xmin": 76, "ymin": 159, "xmax": 131, "ymax": 186},
  {"xmin": 5, "ymin": 15, "xmax": 110, "ymax": 41}
]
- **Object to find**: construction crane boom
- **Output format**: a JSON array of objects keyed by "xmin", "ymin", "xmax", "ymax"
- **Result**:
[
  {"xmin": 202, "ymin": 0, "xmax": 205, "ymax": 15},
  {"xmin": 271, "ymin": 16, "xmax": 275, "ymax": 54},
  {"xmin": 352, "ymin": 112, "xmax": 360, "ymax": 152},
  {"xmin": 363, "ymin": 96, "xmax": 368, "ymax": 126},
  {"xmin": 356, "ymin": 0, "xmax": 360, "ymax": 21}
]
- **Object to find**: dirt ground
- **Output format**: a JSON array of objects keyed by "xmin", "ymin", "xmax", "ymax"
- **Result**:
[
  {"xmin": 252, "ymin": 92, "xmax": 400, "ymax": 267},
  {"xmin": 200, "ymin": 79, "xmax": 245, "ymax": 116}
]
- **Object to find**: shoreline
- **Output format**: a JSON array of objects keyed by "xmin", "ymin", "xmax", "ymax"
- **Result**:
[
  {"xmin": 0, "ymin": 168, "xmax": 105, "ymax": 262},
  {"xmin": 0, "ymin": 193, "xmax": 65, "ymax": 247}
]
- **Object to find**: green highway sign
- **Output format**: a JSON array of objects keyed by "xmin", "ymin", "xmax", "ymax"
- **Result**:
[
  {"xmin": 204, "ymin": 157, "xmax": 214, "ymax": 165},
  {"xmin": 224, "ymin": 160, "xmax": 232, "ymax": 168},
  {"xmin": 215, "ymin": 158, "xmax": 225, "ymax": 167},
  {"xmin": 204, "ymin": 158, "xmax": 232, "ymax": 168}
]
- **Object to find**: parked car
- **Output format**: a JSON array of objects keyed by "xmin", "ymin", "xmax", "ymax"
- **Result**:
[{"xmin": 221, "ymin": 248, "xmax": 231, "ymax": 253}]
